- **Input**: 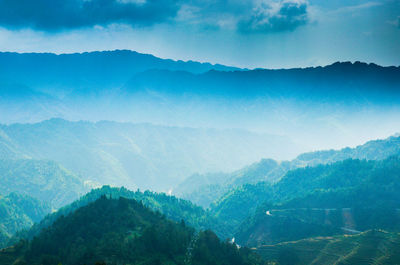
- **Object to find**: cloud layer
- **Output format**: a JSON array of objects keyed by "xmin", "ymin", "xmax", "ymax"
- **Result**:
[
  {"xmin": 0, "ymin": 0, "xmax": 179, "ymax": 31},
  {"xmin": 0, "ymin": 0, "xmax": 310, "ymax": 33}
]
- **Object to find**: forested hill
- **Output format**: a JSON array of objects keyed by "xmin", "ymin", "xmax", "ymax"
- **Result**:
[
  {"xmin": 12, "ymin": 186, "xmax": 230, "ymax": 247},
  {"xmin": 211, "ymin": 156, "xmax": 400, "ymax": 246},
  {"xmin": 0, "ymin": 197, "xmax": 264, "ymax": 265},
  {"xmin": 177, "ymin": 134, "xmax": 400, "ymax": 207},
  {"xmin": 0, "ymin": 193, "xmax": 50, "ymax": 248},
  {"xmin": 0, "ymin": 159, "xmax": 86, "ymax": 209}
]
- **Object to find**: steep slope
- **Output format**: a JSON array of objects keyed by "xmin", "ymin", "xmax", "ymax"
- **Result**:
[
  {"xmin": 255, "ymin": 230, "xmax": 400, "ymax": 265},
  {"xmin": 0, "ymin": 193, "xmax": 50, "ymax": 248},
  {"xmin": 0, "ymin": 119, "xmax": 298, "ymax": 190},
  {"xmin": 180, "ymin": 134, "xmax": 400, "ymax": 208},
  {"xmin": 0, "ymin": 159, "xmax": 87, "ymax": 209},
  {"xmin": 1, "ymin": 197, "xmax": 264, "ymax": 265}
]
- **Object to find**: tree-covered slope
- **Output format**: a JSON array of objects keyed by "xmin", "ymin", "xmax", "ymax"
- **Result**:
[
  {"xmin": 211, "ymin": 156, "xmax": 400, "ymax": 245},
  {"xmin": 1, "ymin": 197, "xmax": 264, "ymax": 265},
  {"xmin": 0, "ymin": 159, "xmax": 86, "ymax": 209},
  {"xmin": 294, "ymin": 134, "xmax": 400, "ymax": 166},
  {"xmin": 0, "ymin": 193, "xmax": 50, "ymax": 248},
  {"xmin": 13, "ymin": 186, "xmax": 231, "ymax": 246},
  {"xmin": 182, "ymin": 134, "xmax": 400, "ymax": 208},
  {"xmin": 255, "ymin": 230, "xmax": 400, "ymax": 265}
]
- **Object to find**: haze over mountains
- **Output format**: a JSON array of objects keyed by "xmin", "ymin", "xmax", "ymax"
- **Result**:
[
  {"xmin": 176, "ymin": 135, "xmax": 400, "ymax": 207},
  {"xmin": 1, "ymin": 50, "xmax": 400, "ymax": 264},
  {"xmin": 1, "ymin": 50, "xmax": 400, "ymax": 151},
  {"xmin": 0, "ymin": 118, "xmax": 299, "ymax": 192}
]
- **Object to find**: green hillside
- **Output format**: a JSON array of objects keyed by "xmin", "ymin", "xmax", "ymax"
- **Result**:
[
  {"xmin": 178, "ymin": 135, "xmax": 400, "ymax": 208},
  {"xmin": 211, "ymin": 156, "xmax": 400, "ymax": 245},
  {"xmin": 13, "ymin": 186, "xmax": 231, "ymax": 247},
  {"xmin": 0, "ymin": 193, "xmax": 50, "ymax": 248},
  {"xmin": 0, "ymin": 159, "xmax": 87, "ymax": 209},
  {"xmin": 0, "ymin": 197, "xmax": 264, "ymax": 265},
  {"xmin": 255, "ymin": 230, "xmax": 400, "ymax": 265}
]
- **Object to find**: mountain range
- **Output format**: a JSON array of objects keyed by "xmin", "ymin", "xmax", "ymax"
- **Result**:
[
  {"xmin": 0, "ymin": 119, "xmax": 299, "ymax": 191},
  {"xmin": 1, "ymin": 50, "xmax": 400, "ymax": 264},
  {"xmin": 1, "ymin": 50, "xmax": 399, "ymax": 152},
  {"xmin": 177, "ymin": 134, "xmax": 400, "ymax": 207}
]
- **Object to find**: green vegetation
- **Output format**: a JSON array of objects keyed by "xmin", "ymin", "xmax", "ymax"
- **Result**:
[
  {"xmin": 0, "ymin": 193, "xmax": 50, "ymax": 248},
  {"xmin": 1, "ymin": 197, "xmax": 264, "ymax": 265},
  {"xmin": 179, "ymin": 135, "xmax": 400, "ymax": 208},
  {"xmin": 256, "ymin": 230, "xmax": 400, "ymax": 265},
  {"xmin": 211, "ymin": 156, "xmax": 400, "ymax": 246},
  {"xmin": 0, "ymin": 159, "xmax": 86, "ymax": 209},
  {"xmin": 13, "ymin": 186, "xmax": 231, "ymax": 246}
]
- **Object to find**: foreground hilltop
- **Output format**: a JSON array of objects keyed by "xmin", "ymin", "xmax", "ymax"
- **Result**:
[{"xmin": 0, "ymin": 196, "xmax": 264, "ymax": 265}]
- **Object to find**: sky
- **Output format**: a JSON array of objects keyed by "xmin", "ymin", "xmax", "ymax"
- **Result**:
[{"xmin": 0, "ymin": 0, "xmax": 399, "ymax": 68}]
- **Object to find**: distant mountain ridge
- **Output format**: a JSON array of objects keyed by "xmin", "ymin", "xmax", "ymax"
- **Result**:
[
  {"xmin": 177, "ymin": 134, "xmax": 400, "ymax": 207},
  {"xmin": 0, "ymin": 50, "xmax": 240, "ymax": 90},
  {"xmin": 0, "ymin": 51, "xmax": 399, "ymax": 130},
  {"xmin": 0, "ymin": 119, "xmax": 299, "ymax": 191},
  {"xmin": 125, "ymin": 61, "xmax": 400, "ymax": 100}
]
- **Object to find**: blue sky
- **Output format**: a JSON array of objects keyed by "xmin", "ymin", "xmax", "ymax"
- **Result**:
[{"xmin": 0, "ymin": 0, "xmax": 399, "ymax": 68}]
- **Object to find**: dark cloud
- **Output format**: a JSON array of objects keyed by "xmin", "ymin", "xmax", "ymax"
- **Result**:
[
  {"xmin": 0, "ymin": 0, "xmax": 179, "ymax": 31},
  {"xmin": 0, "ymin": 0, "xmax": 310, "ymax": 34},
  {"xmin": 238, "ymin": 0, "xmax": 309, "ymax": 33}
]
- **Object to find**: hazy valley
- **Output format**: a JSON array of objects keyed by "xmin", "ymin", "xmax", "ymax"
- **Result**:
[{"xmin": 0, "ymin": 50, "xmax": 400, "ymax": 265}]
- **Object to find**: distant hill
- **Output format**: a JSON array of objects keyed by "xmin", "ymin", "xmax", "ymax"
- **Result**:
[
  {"xmin": 178, "ymin": 135, "xmax": 400, "ymax": 208},
  {"xmin": 175, "ymin": 159, "xmax": 285, "ymax": 208},
  {"xmin": 0, "ymin": 50, "xmax": 239, "ymax": 93},
  {"xmin": 1, "ymin": 197, "xmax": 264, "ymax": 265},
  {"xmin": 0, "ymin": 119, "xmax": 299, "ymax": 191},
  {"xmin": 255, "ymin": 230, "xmax": 400, "ymax": 265},
  {"xmin": 0, "ymin": 50, "xmax": 242, "ymax": 125},
  {"xmin": 0, "ymin": 53, "xmax": 399, "ymax": 151},
  {"xmin": 124, "ymin": 62, "xmax": 400, "ymax": 102},
  {"xmin": 0, "ymin": 159, "xmax": 86, "ymax": 209},
  {"xmin": 0, "ymin": 193, "xmax": 50, "ymax": 248}
]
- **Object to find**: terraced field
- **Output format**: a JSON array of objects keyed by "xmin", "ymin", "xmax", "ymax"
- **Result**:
[{"xmin": 256, "ymin": 230, "xmax": 400, "ymax": 265}]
